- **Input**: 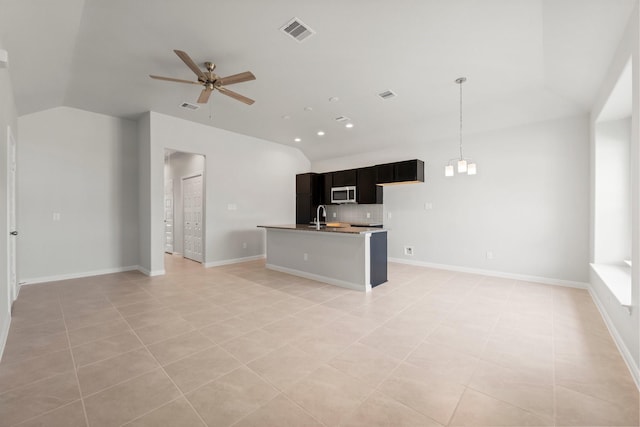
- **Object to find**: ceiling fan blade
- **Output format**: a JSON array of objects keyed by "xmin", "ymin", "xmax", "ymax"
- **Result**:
[
  {"xmin": 174, "ymin": 50, "xmax": 207, "ymax": 81},
  {"xmin": 217, "ymin": 71, "xmax": 256, "ymax": 86},
  {"xmin": 217, "ymin": 87, "xmax": 255, "ymax": 105},
  {"xmin": 197, "ymin": 88, "xmax": 213, "ymax": 104},
  {"xmin": 149, "ymin": 75, "xmax": 202, "ymax": 85}
]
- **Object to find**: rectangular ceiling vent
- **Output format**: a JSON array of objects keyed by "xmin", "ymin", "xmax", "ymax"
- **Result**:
[
  {"xmin": 335, "ymin": 116, "xmax": 350, "ymax": 122},
  {"xmin": 377, "ymin": 90, "xmax": 397, "ymax": 100},
  {"xmin": 180, "ymin": 102, "xmax": 200, "ymax": 111},
  {"xmin": 280, "ymin": 18, "xmax": 315, "ymax": 42}
]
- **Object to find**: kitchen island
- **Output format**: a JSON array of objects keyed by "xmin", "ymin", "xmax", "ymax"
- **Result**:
[{"xmin": 257, "ymin": 224, "xmax": 387, "ymax": 292}]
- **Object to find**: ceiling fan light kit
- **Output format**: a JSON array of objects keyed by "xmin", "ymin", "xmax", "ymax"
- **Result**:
[
  {"xmin": 445, "ymin": 77, "xmax": 477, "ymax": 177},
  {"xmin": 150, "ymin": 49, "xmax": 256, "ymax": 105}
]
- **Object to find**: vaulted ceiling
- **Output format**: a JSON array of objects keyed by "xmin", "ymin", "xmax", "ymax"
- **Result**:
[{"xmin": 0, "ymin": 0, "xmax": 635, "ymax": 160}]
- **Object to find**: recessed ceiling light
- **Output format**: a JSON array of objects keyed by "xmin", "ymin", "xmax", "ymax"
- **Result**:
[
  {"xmin": 345, "ymin": 123, "xmax": 354, "ymax": 128},
  {"xmin": 329, "ymin": 97, "xmax": 339, "ymax": 102},
  {"xmin": 294, "ymin": 137, "xmax": 301, "ymax": 142},
  {"xmin": 317, "ymin": 131, "xmax": 325, "ymax": 136},
  {"xmin": 282, "ymin": 115, "xmax": 291, "ymax": 119},
  {"xmin": 304, "ymin": 106, "xmax": 313, "ymax": 112}
]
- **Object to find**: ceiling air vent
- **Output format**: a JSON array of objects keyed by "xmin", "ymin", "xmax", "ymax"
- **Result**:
[
  {"xmin": 280, "ymin": 18, "xmax": 315, "ymax": 42},
  {"xmin": 377, "ymin": 90, "xmax": 397, "ymax": 100},
  {"xmin": 179, "ymin": 102, "xmax": 199, "ymax": 111}
]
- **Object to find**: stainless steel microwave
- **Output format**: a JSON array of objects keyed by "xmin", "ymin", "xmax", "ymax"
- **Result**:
[{"xmin": 331, "ymin": 186, "xmax": 357, "ymax": 204}]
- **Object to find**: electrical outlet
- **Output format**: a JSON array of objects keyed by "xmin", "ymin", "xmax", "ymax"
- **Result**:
[
  {"xmin": 424, "ymin": 202, "xmax": 433, "ymax": 210},
  {"xmin": 242, "ymin": 242, "xmax": 247, "ymax": 249},
  {"xmin": 388, "ymin": 212, "xmax": 392, "ymax": 219},
  {"xmin": 303, "ymin": 253, "xmax": 308, "ymax": 261},
  {"xmin": 332, "ymin": 212, "xmax": 336, "ymax": 218},
  {"xmin": 52, "ymin": 212, "xmax": 61, "ymax": 221},
  {"xmin": 404, "ymin": 246, "xmax": 414, "ymax": 256},
  {"xmin": 486, "ymin": 251, "xmax": 494, "ymax": 260},
  {"xmin": 366, "ymin": 212, "xmax": 371, "ymax": 218}
]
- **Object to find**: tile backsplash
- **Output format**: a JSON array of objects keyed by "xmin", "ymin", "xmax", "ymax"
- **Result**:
[{"xmin": 324, "ymin": 204, "xmax": 383, "ymax": 224}]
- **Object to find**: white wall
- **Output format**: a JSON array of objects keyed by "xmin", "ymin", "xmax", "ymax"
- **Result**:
[
  {"xmin": 165, "ymin": 151, "xmax": 206, "ymax": 255},
  {"xmin": 17, "ymin": 107, "xmax": 139, "ymax": 282},
  {"xmin": 314, "ymin": 115, "xmax": 590, "ymax": 285},
  {"xmin": 0, "ymin": 38, "xmax": 18, "ymax": 360},
  {"xmin": 589, "ymin": 4, "xmax": 639, "ymax": 381},
  {"xmin": 138, "ymin": 112, "xmax": 152, "ymax": 274},
  {"xmin": 139, "ymin": 112, "xmax": 310, "ymax": 272},
  {"xmin": 594, "ymin": 118, "xmax": 632, "ymax": 263}
]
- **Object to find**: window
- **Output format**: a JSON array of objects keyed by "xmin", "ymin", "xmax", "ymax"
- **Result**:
[{"xmin": 592, "ymin": 58, "xmax": 632, "ymax": 307}]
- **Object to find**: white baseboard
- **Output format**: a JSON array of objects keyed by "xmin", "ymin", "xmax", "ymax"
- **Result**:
[
  {"xmin": 205, "ymin": 255, "xmax": 265, "ymax": 268},
  {"xmin": 0, "ymin": 310, "xmax": 10, "ymax": 363},
  {"xmin": 266, "ymin": 263, "xmax": 369, "ymax": 292},
  {"xmin": 588, "ymin": 287, "xmax": 640, "ymax": 390},
  {"xmin": 388, "ymin": 258, "xmax": 588, "ymax": 289},
  {"xmin": 21, "ymin": 265, "xmax": 141, "ymax": 285},
  {"xmin": 136, "ymin": 266, "xmax": 165, "ymax": 277}
]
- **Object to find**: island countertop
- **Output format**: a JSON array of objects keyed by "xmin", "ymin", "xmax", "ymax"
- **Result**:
[{"xmin": 257, "ymin": 224, "xmax": 387, "ymax": 234}]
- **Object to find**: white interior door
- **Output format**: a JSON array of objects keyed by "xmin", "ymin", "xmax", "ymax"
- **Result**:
[
  {"xmin": 164, "ymin": 178, "xmax": 174, "ymax": 253},
  {"xmin": 7, "ymin": 126, "xmax": 17, "ymax": 305},
  {"xmin": 183, "ymin": 174, "xmax": 203, "ymax": 263}
]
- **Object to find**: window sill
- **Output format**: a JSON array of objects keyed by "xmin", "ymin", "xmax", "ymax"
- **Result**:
[{"xmin": 590, "ymin": 263, "xmax": 632, "ymax": 307}]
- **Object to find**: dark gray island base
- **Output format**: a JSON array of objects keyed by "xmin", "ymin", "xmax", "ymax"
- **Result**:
[{"xmin": 257, "ymin": 225, "xmax": 388, "ymax": 292}]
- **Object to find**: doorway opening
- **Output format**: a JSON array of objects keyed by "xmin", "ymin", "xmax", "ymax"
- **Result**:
[{"xmin": 164, "ymin": 150, "xmax": 206, "ymax": 264}]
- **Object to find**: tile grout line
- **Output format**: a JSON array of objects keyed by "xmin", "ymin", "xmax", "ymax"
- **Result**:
[
  {"xmin": 321, "ymin": 272, "xmax": 465, "ymax": 426},
  {"xmin": 7, "ymin": 260, "xmax": 636, "ymax": 426},
  {"xmin": 227, "ymin": 365, "xmax": 329, "ymax": 427},
  {"xmin": 102, "ymin": 298, "xmax": 211, "ymax": 427},
  {"xmin": 58, "ymin": 294, "xmax": 91, "ymax": 427},
  {"xmin": 445, "ymin": 276, "xmax": 512, "ymax": 427},
  {"xmin": 461, "ymin": 279, "xmax": 559, "ymax": 425},
  {"xmin": 110, "ymin": 298, "xmax": 215, "ymax": 426},
  {"xmin": 9, "ymin": 399, "xmax": 85, "ymax": 427}
]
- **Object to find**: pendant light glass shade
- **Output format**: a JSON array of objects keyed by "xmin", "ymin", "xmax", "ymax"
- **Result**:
[
  {"xmin": 457, "ymin": 159, "xmax": 467, "ymax": 173},
  {"xmin": 445, "ymin": 165, "xmax": 454, "ymax": 176},
  {"xmin": 467, "ymin": 162, "xmax": 477, "ymax": 175}
]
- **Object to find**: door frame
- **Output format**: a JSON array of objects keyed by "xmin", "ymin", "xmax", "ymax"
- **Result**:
[
  {"xmin": 6, "ymin": 125, "xmax": 17, "ymax": 306},
  {"xmin": 164, "ymin": 177, "xmax": 174, "ymax": 254},
  {"xmin": 181, "ymin": 171, "xmax": 205, "ymax": 263}
]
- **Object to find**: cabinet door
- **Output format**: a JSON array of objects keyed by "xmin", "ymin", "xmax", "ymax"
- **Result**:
[
  {"xmin": 395, "ymin": 160, "xmax": 424, "ymax": 182},
  {"xmin": 376, "ymin": 163, "xmax": 394, "ymax": 184},
  {"xmin": 357, "ymin": 166, "xmax": 382, "ymax": 204},
  {"xmin": 332, "ymin": 169, "xmax": 357, "ymax": 187},
  {"xmin": 296, "ymin": 173, "xmax": 317, "ymax": 194},
  {"xmin": 322, "ymin": 173, "xmax": 332, "ymax": 204},
  {"xmin": 370, "ymin": 232, "xmax": 387, "ymax": 287},
  {"xmin": 296, "ymin": 194, "xmax": 312, "ymax": 224}
]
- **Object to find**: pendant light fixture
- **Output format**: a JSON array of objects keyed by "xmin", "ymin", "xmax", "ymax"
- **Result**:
[{"xmin": 445, "ymin": 77, "xmax": 476, "ymax": 177}]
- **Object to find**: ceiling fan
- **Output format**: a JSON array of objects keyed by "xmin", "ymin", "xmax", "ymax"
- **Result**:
[{"xmin": 150, "ymin": 50, "xmax": 256, "ymax": 105}]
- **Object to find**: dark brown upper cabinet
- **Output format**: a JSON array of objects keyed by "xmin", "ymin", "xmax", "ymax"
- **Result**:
[
  {"xmin": 321, "ymin": 172, "xmax": 333, "ymax": 205},
  {"xmin": 331, "ymin": 169, "xmax": 357, "ymax": 187},
  {"xmin": 357, "ymin": 166, "xmax": 383, "ymax": 204},
  {"xmin": 296, "ymin": 173, "xmax": 321, "ymax": 224},
  {"xmin": 376, "ymin": 159, "xmax": 424, "ymax": 185}
]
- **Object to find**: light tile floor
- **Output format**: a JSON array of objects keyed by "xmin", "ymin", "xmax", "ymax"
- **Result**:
[{"xmin": 0, "ymin": 255, "xmax": 638, "ymax": 426}]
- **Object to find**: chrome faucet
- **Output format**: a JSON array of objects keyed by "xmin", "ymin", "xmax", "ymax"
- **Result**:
[{"xmin": 316, "ymin": 205, "xmax": 326, "ymax": 230}]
